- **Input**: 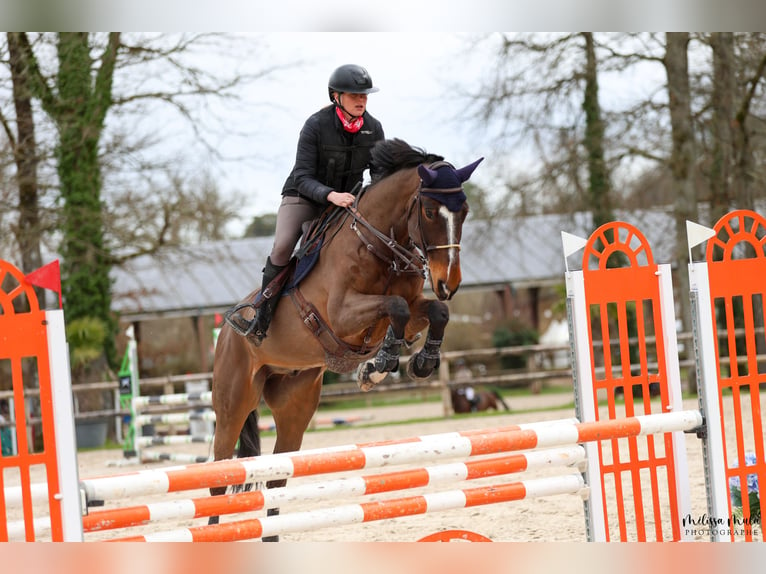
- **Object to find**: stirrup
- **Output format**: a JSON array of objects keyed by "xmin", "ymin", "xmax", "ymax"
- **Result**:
[{"xmin": 224, "ymin": 304, "xmax": 258, "ymax": 337}]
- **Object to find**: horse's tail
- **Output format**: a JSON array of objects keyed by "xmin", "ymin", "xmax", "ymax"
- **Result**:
[
  {"xmin": 230, "ymin": 410, "xmax": 262, "ymax": 494},
  {"xmin": 491, "ymin": 389, "xmax": 511, "ymax": 411},
  {"xmin": 238, "ymin": 409, "xmax": 262, "ymax": 458}
]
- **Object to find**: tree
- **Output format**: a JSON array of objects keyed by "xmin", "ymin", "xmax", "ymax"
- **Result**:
[
  {"xmin": 244, "ymin": 213, "xmax": 278, "ymax": 237},
  {"xmin": 13, "ymin": 32, "xmax": 119, "ymax": 364},
  {"xmin": 730, "ymin": 34, "xmax": 766, "ymax": 209},
  {"xmin": 583, "ymin": 33, "xmax": 614, "ymax": 229},
  {"xmin": 0, "ymin": 33, "xmax": 45, "ymax": 304},
  {"xmin": 463, "ymin": 33, "xmax": 614, "ymax": 228},
  {"xmin": 8, "ymin": 33, "xmax": 272, "ymax": 368},
  {"xmin": 663, "ymin": 33, "xmax": 698, "ymax": 370},
  {"xmin": 709, "ymin": 32, "xmax": 736, "ymax": 222}
]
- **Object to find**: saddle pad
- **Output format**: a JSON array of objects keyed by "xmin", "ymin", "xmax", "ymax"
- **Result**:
[
  {"xmin": 287, "ymin": 236, "xmax": 323, "ymax": 292},
  {"xmin": 250, "ymin": 237, "xmax": 323, "ymax": 306}
]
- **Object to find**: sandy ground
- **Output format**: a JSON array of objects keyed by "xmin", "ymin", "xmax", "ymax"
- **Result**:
[{"xmin": 6, "ymin": 391, "xmax": 747, "ymax": 542}]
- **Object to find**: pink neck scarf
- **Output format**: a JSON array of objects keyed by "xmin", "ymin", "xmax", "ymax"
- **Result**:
[{"xmin": 336, "ymin": 106, "xmax": 364, "ymax": 133}]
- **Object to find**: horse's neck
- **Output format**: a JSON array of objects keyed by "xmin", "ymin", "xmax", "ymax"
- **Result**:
[{"xmin": 361, "ymin": 169, "xmax": 419, "ymax": 239}]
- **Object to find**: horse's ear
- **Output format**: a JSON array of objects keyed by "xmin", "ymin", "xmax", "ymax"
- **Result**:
[
  {"xmin": 417, "ymin": 164, "xmax": 439, "ymax": 186},
  {"xmin": 456, "ymin": 158, "xmax": 484, "ymax": 183}
]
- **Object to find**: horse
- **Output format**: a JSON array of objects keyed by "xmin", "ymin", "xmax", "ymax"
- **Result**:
[
  {"xmin": 209, "ymin": 138, "xmax": 483, "ymax": 537},
  {"xmin": 450, "ymin": 387, "xmax": 511, "ymax": 414}
]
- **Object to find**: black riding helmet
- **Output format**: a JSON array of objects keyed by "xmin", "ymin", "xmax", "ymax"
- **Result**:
[{"xmin": 327, "ymin": 64, "xmax": 380, "ymax": 102}]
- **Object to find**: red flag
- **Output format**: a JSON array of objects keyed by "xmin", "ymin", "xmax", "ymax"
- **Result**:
[
  {"xmin": 214, "ymin": 313, "xmax": 223, "ymax": 326},
  {"xmin": 24, "ymin": 260, "xmax": 62, "ymax": 309}
]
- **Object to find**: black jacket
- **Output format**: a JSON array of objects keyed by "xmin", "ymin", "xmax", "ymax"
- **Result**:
[{"xmin": 281, "ymin": 105, "xmax": 385, "ymax": 204}]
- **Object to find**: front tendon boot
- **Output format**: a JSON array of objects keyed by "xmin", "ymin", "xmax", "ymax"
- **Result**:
[
  {"xmin": 357, "ymin": 326, "xmax": 404, "ymax": 392},
  {"xmin": 407, "ymin": 335, "xmax": 442, "ymax": 380},
  {"xmin": 250, "ymin": 257, "xmax": 287, "ymax": 346},
  {"xmin": 373, "ymin": 325, "xmax": 404, "ymax": 373}
]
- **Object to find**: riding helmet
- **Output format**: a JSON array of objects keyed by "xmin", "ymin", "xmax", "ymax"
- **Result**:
[{"xmin": 328, "ymin": 64, "xmax": 379, "ymax": 101}]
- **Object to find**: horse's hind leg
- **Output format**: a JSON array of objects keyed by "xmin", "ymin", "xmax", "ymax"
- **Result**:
[
  {"xmin": 407, "ymin": 299, "xmax": 450, "ymax": 380},
  {"xmin": 261, "ymin": 366, "xmax": 325, "ymax": 541}
]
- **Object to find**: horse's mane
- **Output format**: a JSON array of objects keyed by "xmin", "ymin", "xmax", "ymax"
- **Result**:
[{"xmin": 370, "ymin": 138, "xmax": 444, "ymax": 183}]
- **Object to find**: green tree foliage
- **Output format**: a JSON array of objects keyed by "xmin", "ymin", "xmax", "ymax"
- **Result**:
[
  {"xmin": 244, "ymin": 212, "xmax": 278, "ymax": 237},
  {"xmin": 492, "ymin": 319, "xmax": 539, "ymax": 369}
]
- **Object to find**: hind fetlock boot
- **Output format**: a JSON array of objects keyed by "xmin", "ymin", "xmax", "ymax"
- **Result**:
[{"xmin": 250, "ymin": 257, "xmax": 287, "ymax": 346}]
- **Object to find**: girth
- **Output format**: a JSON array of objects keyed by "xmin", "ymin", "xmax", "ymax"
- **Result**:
[{"xmin": 289, "ymin": 286, "xmax": 382, "ymax": 373}]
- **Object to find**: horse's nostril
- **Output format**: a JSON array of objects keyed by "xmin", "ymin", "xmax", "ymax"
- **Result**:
[{"xmin": 437, "ymin": 280, "xmax": 451, "ymax": 300}]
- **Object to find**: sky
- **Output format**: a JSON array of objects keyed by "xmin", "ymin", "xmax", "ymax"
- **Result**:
[
  {"xmin": 163, "ymin": 32, "xmax": 671, "ymax": 237},
  {"xmin": 4, "ymin": 3, "xmax": 764, "ymax": 241},
  {"xmin": 175, "ymin": 33, "xmax": 498, "ymax": 235}
]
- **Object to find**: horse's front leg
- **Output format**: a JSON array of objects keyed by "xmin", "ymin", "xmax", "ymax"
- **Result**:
[
  {"xmin": 327, "ymin": 292, "xmax": 409, "ymax": 392},
  {"xmin": 355, "ymin": 295, "xmax": 410, "ymax": 391},
  {"xmin": 406, "ymin": 298, "xmax": 449, "ymax": 380},
  {"xmin": 357, "ymin": 322, "xmax": 409, "ymax": 391}
]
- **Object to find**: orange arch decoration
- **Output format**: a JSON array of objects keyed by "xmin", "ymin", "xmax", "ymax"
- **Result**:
[
  {"xmin": 703, "ymin": 209, "xmax": 766, "ymax": 541},
  {"xmin": 582, "ymin": 221, "xmax": 655, "ymax": 271},
  {"xmin": 577, "ymin": 220, "xmax": 685, "ymax": 541},
  {"xmin": 0, "ymin": 259, "xmax": 41, "ymax": 314},
  {"xmin": 0, "ymin": 259, "xmax": 67, "ymax": 541},
  {"xmin": 706, "ymin": 209, "xmax": 766, "ymax": 261}
]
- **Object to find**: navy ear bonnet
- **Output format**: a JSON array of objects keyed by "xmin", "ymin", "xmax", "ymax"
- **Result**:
[{"xmin": 418, "ymin": 158, "xmax": 484, "ymax": 212}]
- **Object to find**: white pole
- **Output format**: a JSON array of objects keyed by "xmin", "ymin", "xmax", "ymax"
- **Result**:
[
  {"xmin": 688, "ymin": 262, "xmax": 730, "ymax": 542},
  {"xmin": 566, "ymin": 269, "xmax": 606, "ymax": 542},
  {"xmin": 45, "ymin": 309, "xmax": 84, "ymax": 541}
]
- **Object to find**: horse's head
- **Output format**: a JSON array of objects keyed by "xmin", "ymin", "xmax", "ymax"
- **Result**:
[{"xmin": 411, "ymin": 157, "xmax": 483, "ymax": 300}]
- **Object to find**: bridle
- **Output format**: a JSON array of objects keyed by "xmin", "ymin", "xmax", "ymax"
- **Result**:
[
  {"xmin": 344, "ymin": 160, "xmax": 466, "ymax": 276},
  {"xmin": 413, "ymin": 160, "xmax": 465, "ymax": 254}
]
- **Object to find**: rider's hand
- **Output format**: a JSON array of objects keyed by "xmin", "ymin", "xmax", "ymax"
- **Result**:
[{"xmin": 327, "ymin": 191, "xmax": 355, "ymax": 208}]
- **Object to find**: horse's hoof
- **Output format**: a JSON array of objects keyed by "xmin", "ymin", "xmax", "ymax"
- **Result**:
[
  {"xmin": 406, "ymin": 354, "xmax": 435, "ymax": 381},
  {"xmin": 356, "ymin": 362, "xmax": 387, "ymax": 392}
]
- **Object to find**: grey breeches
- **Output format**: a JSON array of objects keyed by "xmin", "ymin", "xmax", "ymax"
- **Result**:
[{"xmin": 269, "ymin": 195, "xmax": 324, "ymax": 267}]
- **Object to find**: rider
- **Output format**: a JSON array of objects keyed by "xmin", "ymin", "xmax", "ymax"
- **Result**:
[
  {"xmin": 454, "ymin": 359, "xmax": 480, "ymax": 411},
  {"xmin": 230, "ymin": 64, "xmax": 385, "ymax": 345}
]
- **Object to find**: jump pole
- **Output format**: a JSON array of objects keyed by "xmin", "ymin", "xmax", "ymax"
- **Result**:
[
  {"xmin": 130, "ymin": 391, "xmax": 370, "ymax": 464},
  {"xmin": 108, "ymin": 474, "xmax": 587, "ymax": 542},
  {"xmin": 8, "ymin": 446, "xmax": 585, "ymax": 539},
  {"xmin": 71, "ymin": 411, "xmax": 701, "ymax": 505},
  {"xmin": 3, "ymin": 418, "xmax": 579, "ymax": 509}
]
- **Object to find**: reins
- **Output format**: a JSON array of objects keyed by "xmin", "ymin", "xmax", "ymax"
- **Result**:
[
  {"xmin": 341, "ymin": 160, "xmax": 465, "ymax": 275},
  {"xmin": 345, "ymin": 204, "xmax": 427, "ymax": 277}
]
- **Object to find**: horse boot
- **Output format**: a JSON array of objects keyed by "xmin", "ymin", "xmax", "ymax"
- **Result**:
[{"xmin": 248, "ymin": 257, "xmax": 287, "ymax": 346}]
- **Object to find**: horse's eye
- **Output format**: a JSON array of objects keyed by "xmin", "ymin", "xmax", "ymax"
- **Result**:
[{"xmin": 424, "ymin": 208, "xmax": 435, "ymax": 220}]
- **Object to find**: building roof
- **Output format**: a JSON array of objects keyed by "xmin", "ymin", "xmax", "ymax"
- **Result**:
[{"xmin": 111, "ymin": 208, "xmax": 677, "ymax": 321}]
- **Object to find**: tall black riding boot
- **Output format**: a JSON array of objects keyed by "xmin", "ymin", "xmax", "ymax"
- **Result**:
[{"xmin": 250, "ymin": 257, "xmax": 287, "ymax": 346}]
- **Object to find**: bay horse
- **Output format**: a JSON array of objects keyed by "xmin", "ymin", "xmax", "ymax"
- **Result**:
[
  {"xmin": 450, "ymin": 387, "xmax": 511, "ymax": 414},
  {"xmin": 209, "ymin": 138, "xmax": 482, "ymax": 537}
]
